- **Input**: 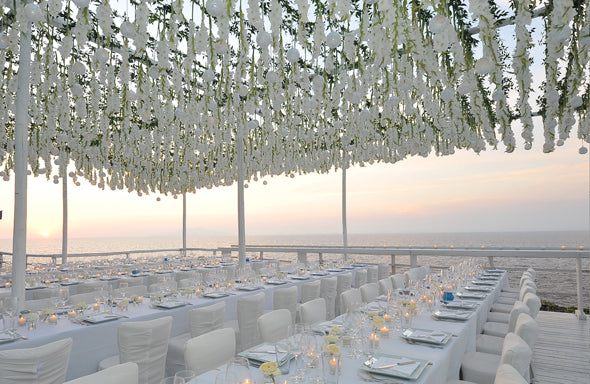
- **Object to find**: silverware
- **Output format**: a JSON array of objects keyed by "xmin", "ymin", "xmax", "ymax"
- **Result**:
[{"xmin": 374, "ymin": 360, "xmax": 417, "ymax": 369}]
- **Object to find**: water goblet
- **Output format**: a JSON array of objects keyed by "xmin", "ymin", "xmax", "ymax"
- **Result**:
[
  {"xmin": 226, "ymin": 356, "xmax": 251, "ymax": 383},
  {"xmin": 174, "ymin": 370, "xmax": 196, "ymax": 384}
]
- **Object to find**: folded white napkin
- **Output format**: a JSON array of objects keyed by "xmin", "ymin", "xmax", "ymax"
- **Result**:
[
  {"xmin": 409, "ymin": 330, "xmax": 447, "ymax": 343},
  {"xmin": 435, "ymin": 310, "xmax": 470, "ymax": 319},
  {"xmin": 371, "ymin": 357, "xmax": 419, "ymax": 376},
  {"xmin": 0, "ymin": 332, "xmax": 14, "ymax": 341}
]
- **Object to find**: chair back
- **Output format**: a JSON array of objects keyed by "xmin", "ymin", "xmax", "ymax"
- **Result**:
[
  {"xmin": 118, "ymin": 316, "xmax": 173, "ymax": 384},
  {"xmin": 175, "ymin": 271, "xmax": 196, "ymax": 282},
  {"xmin": 508, "ymin": 301, "xmax": 530, "ymax": 333},
  {"xmin": 189, "ymin": 301, "xmax": 226, "ymax": 338},
  {"xmin": 273, "ymin": 286, "xmax": 298, "ymax": 324},
  {"xmin": 518, "ymin": 284, "xmax": 535, "ymax": 301},
  {"xmin": 0, "ymin": 338, "xmax": 73, "ymax": 384},
  {"xmin": 514, "ymin": 313, "xmax": 538, "ymax": 351},
  {"xmin": 23, "ymin": 298, "xmax": 55, "ymax": 312},
  {"xmin": 404, "ymin": 267, "xmax": 427, "ymax": 286},
  {"xmin": 340, "ymin": 288, "xmax": 362, "ymax": 314},
  {"xmin": 77, "ymin": 281, "xmax": 108, "ymax": 294},
  {"xmin": 500, "ymin": 333, "xmax": 533, "ymax": 381},
  {"xmin": 390, "ymin": 274, "xmax": 405, "ymax": 290},
  {"xmin": 335, "ymin": 273, "xmax": 352, "ymax": 316},
  {"xmin": 377, "ymin": 264, "xmax": 390, "ymax": 281},
  {"xmin": 360, "ymin": 283, "xmax": 379, "ymax": 303},
  {"xmin": 113, "ymin": 285, "xmax": 147, "ymax": 298},
  {"xmin": 258, "ymin": 309, "xmax": 292, "ymax": 343},
  {"xmin": 320, "ymin": 276, "xmax": 337, "ymax": 320},
  {"xmin": 354, "ymin": 269, "xmax": 368, "ymax": 288},
  {"xmin": 64, "ymin": 362, "xmax": 139, "ymax": 384},
  {"xmin": 68, "ymin": 292, "xmax": 97, "ymax": 306},
  {"xmin": 184, "ymin": 328, "xmax": 236, "ymax": 376},
  {"xmin": 301, "ymin": 280, "xmax": 321, "ymax": 303},
  {"xmin": 300, "ymin": 298, "xmax": 327, "ymax": 326},
  {"xmin": 117, "ymin": 277, "xmax": 145, "ymax": 288},
  {"xmin": 31, "ymin": 286, "xmax": 61, "ymax": 300},
  {"xmin": 522, "ymin": 293, "xmax": 541, "ymax": 319},
  {"xmin": 147, "ymin": 273, "xmax": 174, "ymax": 286},
  {"xmin": 237, "ymin": 292, "xmax": 265, "ymax": 350},
  {"xmin": 378, "ymin": 278, "xmax": 393, "ymax": 296},
  {"xmin": 493, "ymin": 363, "xmax": 528, "ymax": 384},
  {"xmin": 367, "ymin": 266, "xmax": 378, "ymax": 283}
]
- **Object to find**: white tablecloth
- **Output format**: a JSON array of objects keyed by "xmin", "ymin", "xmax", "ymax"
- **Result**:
[{"xmin": 0, "ymin": 267, "xmax": 368, "ymax": 380}]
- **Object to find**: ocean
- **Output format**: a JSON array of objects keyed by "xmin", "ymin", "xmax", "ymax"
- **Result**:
[{"xmin": 1, "ymin": 230, "xmax": 588, "ymax": 307}]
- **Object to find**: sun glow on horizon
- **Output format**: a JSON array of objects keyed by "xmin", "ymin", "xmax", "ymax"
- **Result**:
[{"xmin": 40, "ymin": 231, "xmax": 50, "ymax": 238}]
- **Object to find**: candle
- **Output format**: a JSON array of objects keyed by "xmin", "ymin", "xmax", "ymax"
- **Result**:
[
  {"xmin": 409, "ymin": 299, "xmax": 416, "ymax": 306},
  {"xmin": 404, "ymin": 312, "xmax": 410, "ymax": 320},
  {"xmin": 342, "ymin": 335, "xmax": 352, "ymax": 346},
  {"xmin": 329, "ymin": 356, "xmax": 338, "ymax": 373},
  {"xmin": 380, "ymin": 326, "xmax": 390, "ymax": 337},
  {"xmin": 5, "ymin": 282, "xmax": 11, "ymax": 288},
  {"xmin": 243, "ymin": 380, "xmax": 250, "ymax": 384},
  {"xmin": 18, "ymin": 317, "xmax": 26, "ymax": 326},
  {"xmin": 48, "ymin": 314, "xmax": 58, "ymax": 324},
  {"xmin": 374, "ymin": 335, "xmax": 380, "ymax": 347},
  {"xmin": 93, "ymin": 303, "xmax": 100, "ymax": 311},
  {"xmin": 136, "ymin": 296, "xmax": 143, "ymax": 304},
  {"xmin": 68, "ymin": 310, "xmax": 77, "ymax": 319},
  {"xmin": 383, "ymin": 314, "xmax": 392, "ymax": 322}
]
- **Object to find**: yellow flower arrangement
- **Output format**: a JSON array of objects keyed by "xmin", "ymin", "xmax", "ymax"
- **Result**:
[
  {"xmin": 76, "ymin": 302, "xmax": 87, "ymax": 310},
  {"xmin": 324, "ymin": 334, "xmax": 339, "ymax": 344},
  {"xmin": 372, "ymin": 315, "xmax": 385, "ymax": 329},
  {"xmin": 329, "ymin": 326, "xmax": 342, "ymax": 335},
  {"xmin": 367, "ymin": 311, "xmax": 378, "ymax": 318},
  {"xmin": 259, "ymin": 361, "xmax": 281, "ymax": 383},
  {"xmin": 326, "ymin": 344, "xmax": 340, "ymax": 355}
]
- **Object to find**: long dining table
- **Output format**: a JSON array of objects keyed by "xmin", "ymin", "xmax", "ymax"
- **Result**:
[
  {"xmin": 193, "ymin": 270, "xmax": 508, "ymax": 384},
  {"xmin": 0, "ymin": 264, "xmax": 370, "ymax": 381}
]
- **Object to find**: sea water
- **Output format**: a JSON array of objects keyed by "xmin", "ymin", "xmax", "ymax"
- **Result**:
[{"xmin": 1, "ymin": 231, "xmax": 588, "ymax": 307}]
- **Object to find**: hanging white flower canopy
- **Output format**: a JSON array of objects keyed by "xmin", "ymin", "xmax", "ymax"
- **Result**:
[{"xmin": 0, "ymin": 0, "xmax": 588, "ymax": 196}]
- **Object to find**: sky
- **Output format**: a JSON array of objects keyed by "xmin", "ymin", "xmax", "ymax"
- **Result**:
[{"xmin": 0, "ymin": 1, "xmax": 589, "ymax": 242}]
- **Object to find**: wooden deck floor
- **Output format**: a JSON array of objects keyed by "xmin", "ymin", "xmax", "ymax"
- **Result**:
[{"xmin": 532, "ymin": 311, "xmax": 589, "ymax": 384}]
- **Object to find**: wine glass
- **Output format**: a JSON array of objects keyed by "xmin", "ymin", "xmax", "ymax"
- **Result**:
[
  {"xmin": 174, "ymin": 370, "xmax": 196, "ymax": 384},
  {"xmin": 226, "ymin": 356, "xmax": 251, "ymax": 383}
]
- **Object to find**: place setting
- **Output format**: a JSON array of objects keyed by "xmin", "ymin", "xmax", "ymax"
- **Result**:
[{"xmin": 360, "ymin": 353, "xmax": 432, "ymax": 381}]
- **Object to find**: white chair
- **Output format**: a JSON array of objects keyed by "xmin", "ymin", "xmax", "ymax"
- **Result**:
[
  {"xmin": 236, "ymin": 291, "xmax": 265, "ymax": 351},
  {"xmin": 113, "ymin": 285, "xmax": 147, "ymax": 298},
  {"xmin": 492, "ymin": 283, "xmax": 535, "ymax": 313},
  {"xmin": 175, "ymin": 271, "xmax": 196, "ymax": 283},
  {"xmin": 98, "ymin": 316, "xmax": 172, "ymax": 384},
  {"xmin": 335, "ymin": 273, "xmax": 352, "ymax": 316},
  {"xmin": 31, "ymin": 286, "xmax": 61, "ymax": 300},
  {"xmin": 184, "ymin": 328, "xmax": 236, "ymax": 376},
  {"xmin": 377, "ymin": 264, "xmax": 390, "ymax": 281},
  {"xmin": 501, "ymin": 271, "xmax": 535, "ymax": 295},
  {"xmin": 367, "ymin": 266, "xmax": 378, "ymax": 283},
  {"xmin": 274, "ymin": 285, "xmax": 298, "ymax": 325},
  {"xmin": 461, "ymin": 333, "xmax": 532, "ymax": 384},
  {"xmin": 495, "ymin": 281, "xmax": 536, "ymax": 307},
  {"xmin": 340, "ymin": 288, "xmax": 362, "ymax": 314},
  {"xmin": 354, "ymin": 269, "xmax": 368, "ymax": 288},
  {"xmin": 64, "ymin": 362, "xmax": 139, "ymax": 384},
  {"xmin": 0, "ymin": 338, "xmax": 73, "ymax": 384},
  {"xmin": 493, "ymin": 363, "xmax": 528, "ymax": 384},
  {"xmin": 23, "ymin": 298, "xmax": 56, "ymax": 312},
  {"xmin": 300, "ymin": 298, "xmax": 327, "ymax": 326},
  {"xmin": 258, "ymin": 309, "xmax": 292, "ymax": 343},
  {"xmin": 166, "ymin": 301, "xmax": 226, "ymax": 376},
  {"xmin": 68, "ymin": 292, "xmax": 97, "ymax": 306},
  {"xmin": 477, "ymin": 313, "xmax": 538, "ymax": 355},
  {"xmin": 320, "ymin": 276, "xmax": 337, "ymax": 320},
  {"xmin": 300, "ymin": 280, "xmax": 321, "ymax": 303},
  {"xmin": 522, "ymin": 292, "xmax": 541, "ymax": 318},
  {"xmin": 404, "ymin": 267, "xmax": 427, "ymax": 286},
  {"xmin": 360, "ymin": 283, "xmax": 379, "ymax": 303},
  {"xmin": 77, "ymin": 281, "xmax": 108, "ymax": 294},
  {"xmin": 483, "ymin": 301, "xmax": 530, "ymax": 338},
  {"xmin": 116, "ymin": 278, "xmax": 144, "ymax": 288},
  {"xmin": 378, "ymin": 278, "xmax": 393, "ymax": 296},
  {"xmin": 390, "ymin": 273, "xmax": 405, "ymax": 290}
]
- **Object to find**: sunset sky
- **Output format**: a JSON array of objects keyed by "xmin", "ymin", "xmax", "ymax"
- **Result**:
[{"xmin": 0, "ymin": 125, "xmax": 588, "ymax": 241}]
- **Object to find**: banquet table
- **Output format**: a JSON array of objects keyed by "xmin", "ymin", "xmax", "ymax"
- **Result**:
[
  {"xmin": 192, "ymin": 271, "xmax": 508, "ymax": 384},
  {"xmin": 0, "ymin": 265, "xmax": 369, "ymax": 380}
]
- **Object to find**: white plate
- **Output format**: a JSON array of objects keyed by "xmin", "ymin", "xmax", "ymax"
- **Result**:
[
  {"xmin": 464, "ymin": 286, "xmax": 492, "ymax": 292},
  {"xmin": 265, "ymin": 280, "xmax": 287, "ymax": 285},
  {"xmin": 456, "ymin": 292, "xmax": 486, "ymax": 299},
  {"xmin": 153, "ymin": 301, "xmax": 188, "ymax": 309},
  {"xmin": 401, "ymin": 328, "xmax": 452, "ymax": 345},
  {"xmin": 432, "ymin": 310, "xmax": 473, "ymax": 321},
  {"xmin": 238, "ymin": 285, "xmax": 263, "ymax": 291},
  {"xmin": 239, "ymin": 342, "xmax": 293, "ymax": 367},
  {"xmin": 442, "ymin": 300, "xmax": 479, "ymax": 310},
  {"xmin": 360, "ymin": 353, "xmax": 430, "ymax": 380},
  {"xmin": 0, "ymin": 331, "xmax": 19, "ymax": 344},
  {"xmin": 290, "ymin": 276, "xmax": 310, "ymax": 280},
  {"xmin": 80, "ymin": 313, "xmax": 125, "ymax": 324},
  {"xmin": 203, "ymin": 292, "xmax": 230, "ymax": 299}
]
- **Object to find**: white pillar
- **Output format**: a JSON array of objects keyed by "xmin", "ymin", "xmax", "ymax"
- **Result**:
[
  {"xmin": 12, "ymin": 22, "xmax": 32, "ymax": 310},
  {"xmin": 61, "ymin": 167, "xmax": 68, "ymax": 265},
  {"xmin": 182, "ymin": 192, "xmax": 187, "ymax": 257},
  {"xmin": 237, "ymin": 130, "xmax": 246, "ymax": 267},
  {"xmin": 575, "ymin": 256, "xmax": 587, "ymax": 319},
  {"xmin": 342, "ymin": 167, "xmax": 348, "ymax": 261}
]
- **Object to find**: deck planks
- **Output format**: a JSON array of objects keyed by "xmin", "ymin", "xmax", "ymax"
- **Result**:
[{"xmin": 532, "ymin": 311, "xmax": 590, "ymax": 384}]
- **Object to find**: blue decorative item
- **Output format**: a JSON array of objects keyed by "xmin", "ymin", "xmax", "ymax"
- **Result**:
[{"xmin": 442, "ymin": 291, "xmax": 454, "ymax": 302}]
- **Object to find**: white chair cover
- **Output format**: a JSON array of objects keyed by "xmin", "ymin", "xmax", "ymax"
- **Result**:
[
  {"xmin": 320, "ymin": 276, "xmax": 337, "ymax": 320},
  {"xmin": 335, "ymin": 273, "xmax": 352, "ymax": 316},
  {"xmin": 477, "ymin": 313, "xmax": 538, "ymax": 355},
  {"xmin": 184, "ymin": 328, "xmax": 236, "ymax": 376},
  {"xmin": 500, "ymin": 333, "xmax": 533, "ymax": 381},
  {"xmin": 354, "ymin": 269, "xmax": 368, "ymax": 288},
  {"xmin": 68, "ymin": 292, "xmax": 97, "ymax": 306},
  {"xmin": 77, "ymin": 281, "xmax": 108, "ymax": 294},
  {"xmin": 31, "ymin": 286, "xmax": 60, "ymax": 300},
  {"xmin": 483, "ymin": 301, "xmax": 529, "ymax": 338},
  {"xmin": 340, "ymin": 288, "xmax": 362, "ymax": 314},
  {"xmin": 378, "ymin": 278, "xmax": 393, "ymax": 296},
  {"xmin": 390, "ymin": 274, "xmax": 405, "ymax": 290},
  {"xmin": 301, "ymin": 280, "xmax": 321, "ymax": 303},
  {"xmin": 175, "ymin": 271, "xmax": 196, "ymax": 282},
  {"xmin": 64, "ymin": 362, "xmax": 139, "ymax": 384},
  {"xmin": 147, "ymin": 273, "xmax": 174, "ymax": 286},
  {"xmin": 113, "ymin": 285, "xmax": 147, "ymax": 298},
  {"xmin": 190, "ymin": 301, "xmax": 226, "ymax": 337},
  {"xmin": 404, "ymin": 267, "xmax": 427, "ymax": 286},
  {"xmin": 237, "ymin": 291, "xmax": 265, "ymax": 351},
  {"xmin": 99, "ymin": 316, "xmax": 172, "ymax": 384},
  {"xmin": 0, "ymin": 338, "xmax": 73, "ymax": 384},
  {"xmin": 300, "ymin": 298, "xmax": 327, "ymax": 325},
  {"xmin": 367, "ymin": 266, "xmax": 378, "ymax": 283},
  {"xmin": 23, "ymin": 298, "xmax": 55, "ymax": 312},
  {"xmin": 493, "ymin": 364, "xmax": 528, "ymax": 384},
  {"xmin": 377, "ymin": 264, "xmax": 390, "ymax": 281},
  {"xmin": 522, "ymin": 293, "xmax": 541, "ymax": 319},
  {"xmin": 360, "ymin": 283, "xmax": 379, "ymax": 303},
  {"xmin": 258, "ymin": 309, "xmax": 292, "ymax": 343},
  {"xmin": 118, "ymin": 277, "xmax": 145, "ymax": 287},
  {"xmin": 273, "ymin": 285, "xmax": 298, "ymax": 325}
]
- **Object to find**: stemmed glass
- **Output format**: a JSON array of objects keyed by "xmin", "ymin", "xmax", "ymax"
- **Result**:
[
  {"xmin": 1, "ymin": 297, "xmax": 18, "ymax": 332},
  {"xmin": 58, "ymin": 287, "xmax": 70, "ymax": 313},
  {"xmin": 287, "ymin": 324, "xmax": 306, "ymax": 382},
  {"xmin": 226, "ymin": 356, "xmax": 251, "ymax": 383},
  {"xmin": 174, "ymin": 370, "xmax": 196, "ymax": 384}
]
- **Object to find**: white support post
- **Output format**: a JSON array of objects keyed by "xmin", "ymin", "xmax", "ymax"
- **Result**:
[
  {"xmin": 575, "ymin": 256, "xmax": 587, "ymax": 320},
  {"xmin": 12, "ymin": 21, "xmax": 32, "ymax": 310},
  {"xmin": 182, "ymin": 193, "xmax": 187, "ymax": 258},
  {"xmin": 61, "ymin": 164, "xmax": 68, "ymax": 265},
  {"xmin": 410, "ymin": 253, "xmax": 418, "ymax": 268},
  {"xmin": 237, "ymin": 129, "xmax": 246, "ymax": 267},
  {"xmin": 342, "ymin": 167, "xmax": 348, "ymax": 261}
]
